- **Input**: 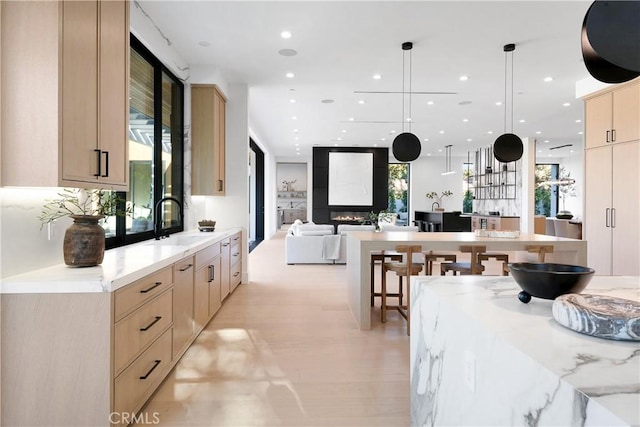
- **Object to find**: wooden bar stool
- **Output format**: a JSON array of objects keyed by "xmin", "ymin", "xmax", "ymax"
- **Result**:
[
  {"xmin": 381, "ymin": 245, "xmax": 423, "ymax": 335},
  {"xmin": 422, "ymin": 250, "xmax": 457, "ymax": 275},
  {"xmin": 370, "ymin": 250, "xmax": 403, "ymax": 306},
  {"xmin": 478, "ymin": 251, "xmax": 510, "ymax": 276},
  {"xmin": 526, "ymin": 245, "xmax": 554, "ymax": 262},
  {"xmin": 441, "ymin": 245, "xmax": 486, "ymax": 275}
]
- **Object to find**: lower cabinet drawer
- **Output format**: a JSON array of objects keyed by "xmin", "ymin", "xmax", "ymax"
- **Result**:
[
  {"xmin": 230, "ymin": 242, "xmax": 241, "ymax": 267},
  {"xmin": 230, "ymin": 260, "xmax": 242, "ymax": 290},
  {"xmin": 114, "ymin": 290, "xmax": 173, "ymax": 374},
  {"xmin": 114, "ymin": 328, "xmax": 172, "ymax": 421}
]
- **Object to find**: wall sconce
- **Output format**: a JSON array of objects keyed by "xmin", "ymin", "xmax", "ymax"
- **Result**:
[{"xmin": 442, "ymin": 145, "xmax": 455, "ymax": 175}]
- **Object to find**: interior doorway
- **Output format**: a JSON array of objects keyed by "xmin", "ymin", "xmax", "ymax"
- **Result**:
[{"xmin": 249, "ymin": 139, "xmax": 264, "ymax": 252}]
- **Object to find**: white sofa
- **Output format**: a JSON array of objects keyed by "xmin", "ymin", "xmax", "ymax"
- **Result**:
[
  {"xmin": 285, "ymin": 222, "xmax": 337, "ymax": 264},
  {"xmin": 285, "ymin": 222, "xmax": 379, "ymax": 264},
  {"xmin": 335, "ymin": 224, "xmax": 377, "ymax": 264}
]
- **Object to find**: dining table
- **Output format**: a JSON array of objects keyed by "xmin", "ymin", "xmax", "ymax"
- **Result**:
[{"xmin": 345, "ymin": 231, "xmax": 588, "ymax": 330}]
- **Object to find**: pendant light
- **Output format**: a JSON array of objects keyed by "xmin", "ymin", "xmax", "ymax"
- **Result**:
[
  {"xmin": 441, "ymin": 145, "xmax": 455, "ymax": 175},
  {"xmin": 493, "ymin": 43, "xmax": 523, "ymax": 163},
  {"xmin": 392, "ymin": 42, "xmax": 421, "ymax": 162}
]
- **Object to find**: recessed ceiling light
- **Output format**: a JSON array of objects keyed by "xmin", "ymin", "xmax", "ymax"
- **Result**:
[
  {"xmin": 427, "ymin": 101, "xmax": 434, "ymax": 105},
  {"xmin": 341, "ymin": 129, "xmax": 347, "ymax": 133},
  {"xmin": 538, "ymin": 150, "xmax": 542, "ymax": 153},
  {"xmin": 488, "ymin": 131, "xmax": 494, "ymax": 134},
  {"xmin": 321, "ymin": 99, "xmax": 334, "ymax": 104},
  {"xmin": 290, "ymin": 99, "xmax": 296, "ymax": 103},
  {"xmin": 291, "ymin": 116, "xmax": 297, "ymax": 120},
  {"xmin": 406, "ymin": 117, "xmax": 412, "ymax": 122},
  {"xmin": 549, "ymin": 154, "xmax": 553, "ymax": 157},
  {"xmin": 334, "ymin": 143, "xmax": 339, "ymax": 147},
  {"xmin": 293, "ymin": 129, "xmax": 298, "ymax": 133},
  {"xmin": 467, "ymin": 138, "xmax": 472, "ymax": 142},
  {"xmin": 544, "ymin": 140, "xmax": 550, "ymax": 143},
  {"xmin": 544, "ymin": 76, "xmax": 553, "ymax": 82},
  {"xmin": 373, "ymin": 74, "xmax": 382, "ymax": 80},
  {"xmin": 295, "ymin": 137, "xmax": 299, "ymax": 140},
  {"xmin": 198, "ymin": 41, "xmax": 210, "ymax": 47},
  {"xmin": 279, "ymin": 49, "xmax": 298, "ymax": 57},
  {"xmin": 575, "ymin": 119, "xmax": 582, "ymax": 123},
  {"xmin": 462, "ymin": 118, "xmax": 469, "ymax": 122},
  {"xmin": 295, "ymin": 143, "xmax": 299, "ymax": 146},
  {"xmin": 281, "ymin": 31, "xmax": 292, "ymax": 39},
  {"xmin": 373, "ymin": 144, "xmax": 378, "ymax": 147},
  {"xmin": 296, "ymin": 152, "xmax": 300, "ymax": 155},
  {"xmin": 358, "ymin": 100, "xmax": 365, "ymax": 104},
  {"xmin": 438, "ymin": 149, "xmax": 443, "ymax": 152},
  {"xmin": 427, "ymin": 153, "xmax": 431, "ymax": 156},
  {"xmin": 439, "ymin": 130, "xmax": 445, "ymax": 134},
  {"xmin": 337, "ymin": 137, "xmax": 342, "ymax": 141},
  {"xmin": 381, "ymin": 138, "xmax": 386, "ymax": 141},
  {"xmin": 536, "ymin": 131, "xmax": 542, "ymax": 134},
  {"xmin": 578, "ymin": 131, "xmax": 583, "ymax": 135},
  {"xmin": 570, "ymin": 150, "xmax": 574, "ymax": 153},
  {"xmin": 423, "ymin": 138, "xmax": 429, "ymax": 142},
  {"xmin": 389, "ymin": 130, "xmax": 396, "ymax": 134},
  {"xmin": 286, "ymin": 72, "xmax": 294, "ymax": 79},
  {"xmin": 519, "ymin": 119, "xmax": 525, "ymax": 123},
  {"xmin": 459, "ymin": 75, "xmax": 469, "ymax": 81},
  {"xmin": 495, "ymin": 101, "xmax": 502, "ymax": 106},
  {"xmin": 296, "ymin": 147, "xmax": 300, "ymax": 151},
  {"xmin": 563, "ymin": 102, "xmax": 571, "ymax": 107},
  {"xmin": 348, "ymin": 117, "xmax": 354, "ymax": 121}
]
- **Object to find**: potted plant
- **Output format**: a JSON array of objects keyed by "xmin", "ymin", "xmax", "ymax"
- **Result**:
[
  {"xmin": 426, "ymin": 190, "xmax": 453, "ymax": 211},
  {"xmin": 39, "ymin": 188, "xmax": 130, "ymax": 267}
]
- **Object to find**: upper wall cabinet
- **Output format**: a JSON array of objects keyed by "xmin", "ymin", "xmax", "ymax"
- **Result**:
[
  {"xmin": 0, "ymin": 0, "xmax": 129, "ymax": 189},
  {"xmin": 584, "ymin": 79, "xmax": 640, "ymax": 149},
  {"xmin": 191, "ymin": 84, "xmax": 227, "ymax": 196}
]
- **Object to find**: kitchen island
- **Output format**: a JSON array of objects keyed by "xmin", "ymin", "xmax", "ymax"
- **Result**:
[
  {"xmin": 410, "ymin": 275, "xmax": 639, "ymax": 426},
  {"xmin": 346, "ymin": 230, "xmax": 587, "ymax": 330}
]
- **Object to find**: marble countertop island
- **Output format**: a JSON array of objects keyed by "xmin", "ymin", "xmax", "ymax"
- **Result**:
[
  {"xmin": 410, "ymin": 275, "xmax": 640, "ymax": 426},
  {"xmin": 0, "ymin": 228, "xmax": 242, "ymax": 294}
]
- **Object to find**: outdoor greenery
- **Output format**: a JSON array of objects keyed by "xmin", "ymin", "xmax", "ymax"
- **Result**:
[
  {"xmin": 535, "ymin": 165, "xmax": 552, "ymax": 216},
  {"xmin": 463, "ymin": 190, "xmax": 473, "ymax": 213},
  {"xmin": 39, "ymin": 188, "xmax": 131, "ymax": 228},
  {"xmin": 388, "ymin": 163, "xmax": 408, "ymax": 213}
]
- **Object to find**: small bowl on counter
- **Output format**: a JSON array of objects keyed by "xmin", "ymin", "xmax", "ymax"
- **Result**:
[
  {"xmin": 198, "ymin": 220, "xmax": 216, "ymax": 232},
  {"xmin": 508, "ymin": 262, "xmax": 595, "ymax": 304}
]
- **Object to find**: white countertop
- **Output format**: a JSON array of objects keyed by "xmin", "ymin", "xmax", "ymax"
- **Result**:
[
  {"xmin": 411, "ymin": 275, "xmax": 640, "ymax": 425},
  {"xmin": 0, "ymin": 228, "xmax": 241, "ymax": 294}
]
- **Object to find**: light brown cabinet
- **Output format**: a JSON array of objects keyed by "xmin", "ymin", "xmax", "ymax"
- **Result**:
[
  {"xmin": 191, "ymin": 84, "xmax": 227, "ymax": 195},
  {"xmin": 471, "ymin": 215, "xmax": 520, "ymax": 231},
  {"xmin": 194, "ymin": 242, "xmax": 223, "ymax": 333},
  {"xmin": 584, "ymin": 79, "xmax": 640, "ymax": 149},
  {"xmin": 0, "ymin": 0, "xmax": 129, "ymax": 189},
  {"xmin": 173, "ymin": 256, "xmax": 195, "ymax": 359},
  {"xmin": 584, "ymin": 141, "xmax": 639, "ymax": 275},
  {"xmin": 230, "ymin": 231, "xmax": 243, "ymax": 293}
]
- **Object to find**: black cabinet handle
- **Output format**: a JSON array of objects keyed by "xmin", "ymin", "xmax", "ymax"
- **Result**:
[
  {"xmin": 140, "ymin": 316, "xmax": 162, "ymax": 332},
  {"xmin": 101, "ymin": 151, "xmax": 109, "ymax": 177},
  {"xmin": 139, "ymin": 360, "xmax": 161, "ymax": 380},
  {"xmin": 179, "ymin": 263, "xmax": 193, "ymax": 272},
  {"xmin": 140, "ymin": 281, "xmax": 162, "ymax": 294},
  {"xmin": 94, "ymin": 149, "xmax": 101, "ymax": 177}
]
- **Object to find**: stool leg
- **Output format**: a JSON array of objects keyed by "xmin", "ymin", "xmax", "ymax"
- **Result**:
[
  {"xmin": 398, "ymin": 275, "xmax": 404, "ymax": 306},
  {"xmin": 381, "ymin": 266, "xmax": 387, "ymax": 323},
  {"xmin": 370, "ymin": 259, "xmax": 375, "ymax": 307},
  {"xmin": 502, "ymin": 262, "xmax": 508, "ymax": 276},
  {"xmin": 406, "ymin": 281, "xmax": 411, "ymax": 336}
]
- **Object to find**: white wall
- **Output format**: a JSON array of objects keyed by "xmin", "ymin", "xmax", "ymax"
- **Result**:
[
  {"xmin": 558, "ymin": 152, "xmax": 584, "ymax": 219},
  {"xmin": 409, "ymin": 154, "xmax": 468, "ymax": 216}
]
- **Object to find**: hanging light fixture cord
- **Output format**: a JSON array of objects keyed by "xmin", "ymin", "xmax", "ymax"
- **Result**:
[
  {"xmin": 409, "ymin": 46, "xmax": 412, "ymax": 133},
  {"xmin": 401, "ymin": 48, "xmax": 405, "ymax": 133}
]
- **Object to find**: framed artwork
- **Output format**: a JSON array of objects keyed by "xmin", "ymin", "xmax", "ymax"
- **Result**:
[{"xmin": 328, "ymin": 152, "xmax": 373, "ymax": 206}]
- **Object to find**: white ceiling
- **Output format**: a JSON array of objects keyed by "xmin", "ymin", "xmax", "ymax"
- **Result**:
[{"xmin": 137, "ymin": 0, "xmax": 594, "ymax": 162}]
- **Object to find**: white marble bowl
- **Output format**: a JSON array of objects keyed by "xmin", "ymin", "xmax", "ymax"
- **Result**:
[{"xmin": 508, "ymin": 262, "xmax": 595, "ymax": 303}]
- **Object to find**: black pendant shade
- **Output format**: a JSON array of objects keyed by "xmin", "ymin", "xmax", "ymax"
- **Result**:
[
  {"xmin": 493, "ymin": 43, "xmax": 523, "ymax": 163},
  {"xmin": 392, "ymin": 132, "xmax": 421, "ymax": 162},
  {"xmin": 493, "ymin": 133, "xmax": 523, "ymax": 163},
  {"xmin": 581, "ymin": 1, "xmax": 640, "ymax": 84}
]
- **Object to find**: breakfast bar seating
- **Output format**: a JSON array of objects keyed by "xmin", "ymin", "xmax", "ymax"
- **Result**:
[
  {"xmin": 422, "ymin": 250, "xmax": 457, "ymax": 275},
  {"xmin": 381, "ymin": 245, "xmax": 422, "ymax": 335},
  {"xmin": 440, "ymin": 245, "xmax": 486, "ymax": 275},
  {"xmin": 370, "ymin": 250, "xmax": 403, "ymax": 306}
]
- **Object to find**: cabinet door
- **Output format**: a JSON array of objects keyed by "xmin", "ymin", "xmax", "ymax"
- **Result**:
[
  {"xmin": 215, "ymin": 89, "xmax": 226, "ymax": 195},
  {"xmin": 584, "ymin": 146, "xmax": 613, "ymax": 274},
  {"xmin": 611, "ymin": 142, "xmax": 640, "ymax": 275},
  {"xmin": 172, "ymin": 258, "xmax": 195, "ymax": 359},
  {"xmin": 194, "ymin": 263, "xmax": 210, "ymax": 332},
  {"xmin": 220, "ymin": 238, "xmax": 231, "ymax": 300},
  {"xmin": 584, "ymin": 92, "xmax": 612, "ymax": 149},
  {"xmin": 60, "ymin": 0, "xmax": 99, "ymax": 184},
  {"xmin": 209, "ymin": 256, "xmax": 222, "ymax": 317},
  {"xmin": 612, "ymin": 83, "xmax": 640, "ymax": 144},
  {"xmin": 97, "ymin": 0, "xmax": 128, "ymax": 187}
]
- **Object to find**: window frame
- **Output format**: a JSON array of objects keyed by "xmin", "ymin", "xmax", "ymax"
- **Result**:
[{"xmin": 106, "ymin": 35, "xmax": 184, "ymax": 249}]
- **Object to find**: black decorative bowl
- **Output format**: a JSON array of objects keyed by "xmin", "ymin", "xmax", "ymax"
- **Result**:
[{"xmin": 508, "ymin": 263, "xmax": 595, "ymax": 304}]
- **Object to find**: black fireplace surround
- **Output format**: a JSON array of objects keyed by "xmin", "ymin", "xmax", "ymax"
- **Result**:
[{"xmin": 312, "ymin": 147, "xmax": 389, "ymax": 226}]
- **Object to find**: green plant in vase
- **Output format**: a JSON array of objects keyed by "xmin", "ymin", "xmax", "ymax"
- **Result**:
[{"xmin": 426, "ymin": 190, "xmax": 453, "ymax": 211}]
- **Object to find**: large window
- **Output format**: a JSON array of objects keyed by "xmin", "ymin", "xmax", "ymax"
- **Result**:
[
  {"xmin": 105, "ymin": 36, "xmax": 184, "ymax": 249},
  {"xmin": 388, "ymin": 163, "xmax": 409, "ymax": 225},
  {"xmin": 535, "ymin": 164, "xmax": 559, "ymax": 217}
]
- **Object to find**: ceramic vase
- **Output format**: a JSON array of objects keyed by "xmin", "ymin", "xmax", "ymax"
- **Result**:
[{"xmin": 63, "ymin": 215, "xmax": 105, "ymax": 267}]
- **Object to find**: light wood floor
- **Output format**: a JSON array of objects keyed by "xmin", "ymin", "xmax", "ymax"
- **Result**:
[{"xmin": 139, "ymin": 230, "xmax": 411, "ymax": 426}]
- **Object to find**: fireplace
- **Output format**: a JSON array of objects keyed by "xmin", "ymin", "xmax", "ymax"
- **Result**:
[{"xmin": 330, "ymin": 211, "xmax": 369, "ymax": 225}]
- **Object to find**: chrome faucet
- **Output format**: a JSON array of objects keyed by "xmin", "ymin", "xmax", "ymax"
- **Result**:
[
  {"xmin": 155, "ymin": 196, "xmax": 183, "ymax": 240},
  {"xmin": 432, "ymin": 201, "xmax": 440, "ymax": 211}
]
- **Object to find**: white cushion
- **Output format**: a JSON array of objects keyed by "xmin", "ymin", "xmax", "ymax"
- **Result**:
[
  {"xmin": 298, "ymin": 229, "xmax": 334, "ymax": 236},
  {"xmin": 293, "ymin": 224, "xmax": 334, "ymax": 236},
  {"xmin": 337, "ymin": 224, "xmax": 376, "ymax": 235}
]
